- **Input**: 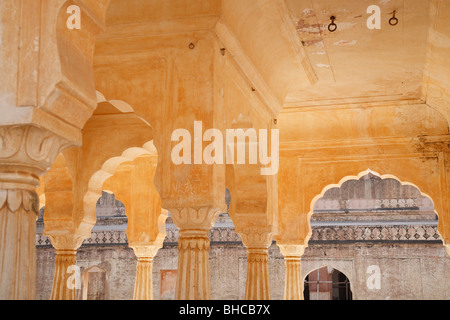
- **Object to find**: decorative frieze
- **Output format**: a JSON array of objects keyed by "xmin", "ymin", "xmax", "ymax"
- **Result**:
[
  {"xmin": 36, "ymin": 220, "xmax": 442, "ymax": 247},
  {"xmin": 309, "ymin": 224, "xmax": 441, "ymax": 242}
]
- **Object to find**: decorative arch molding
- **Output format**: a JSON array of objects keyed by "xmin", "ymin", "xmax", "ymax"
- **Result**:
[
  {"xmin": 305, "ymin": 169, "xmax": 445, "ymax": 250},
  {"xmin": 83, "ymin": 141, "xmax": 158, "ymax": 228}
]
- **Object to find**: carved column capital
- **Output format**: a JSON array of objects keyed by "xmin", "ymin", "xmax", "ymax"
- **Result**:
[
  {"xmin": 0, "ymin": 125, "xmax": 72, "ymax": 179},
  {"xmin": 278, "ymin": 244, "xmax": 306, "ymax": 260},
  {"xmin": 240, "ymin": 228, "xmax": 274, "ymax": 250},
  {"xmin": 131, "ymin": 244, "xmax": 162, "ymax": 260},
  {"xmin": 45, "ymin": 234, "xmax": 85, "ymax": 252},
  {"xmin": 169, "ymin": 206, "xmax": 222, "ymax": 232}
]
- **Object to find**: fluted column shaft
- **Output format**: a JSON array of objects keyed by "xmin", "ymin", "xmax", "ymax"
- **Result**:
[
  {"xmin": 134, "ymin": 257, "xmax": 154, "ymax": 300},
  {"xmin": 284, "ymin": 257, "xmax": 302, "ymax": 300},
  {"xmin": 240, "ymin": 230, "xmax": 273, "ymax": 300},
  {"xmin": 169, "ymin": 207, "xmax": 221, "ymax": 300},
  {"xmin": 0, "ymin": 187, "xmax": 39, "ymax": 300},
  {"xmin": 278, "ymin": 244, "xmax": 306, "ymax": 300},
  {"xmin": 131, "ymin": 245, "xmax": 163, "ymax": 300},
  {"xmin": 51, "ymin": 250, "xmax": 77, "ymax": 300},
  {"xmin": 245, "ymin": 249, "xmax": 270, "ymax": 300},
  {"xmin": 176, "ymin": 231, "xmax": 211, "ymax": 300}
]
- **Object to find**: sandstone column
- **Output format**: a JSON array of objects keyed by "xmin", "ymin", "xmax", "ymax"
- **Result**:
[
  {"xmin": 240, "ymin": 230, "xmax": 274, "ymax": 300},
  {"xmin": 0, "ymin": 125, "xmax": 69, "ymax": 299},
  {"xmin": 278, "ymin": 244, "xmax": 306, "ymax": 300},
  {"xmin": 171, "ymin": 207, "xmax": 221, "ymax": 300},
  {"xmin": 50, "ymin": 250, "xmax": 77, "ymax": 300},
  {"xmin": 46, "ymin": 235, "xmax": 84, "ymax": 300},
  {"xmin": 132, "ymin": 245, "xmax": 161, "ymax": 300}
]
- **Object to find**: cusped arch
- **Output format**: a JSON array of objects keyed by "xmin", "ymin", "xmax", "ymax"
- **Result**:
[
  {"xmin": 306, "ymin": 169, "xmax": 444, "ymax": 247},
  {"xmin": 83, "ymin": 141, "xmax": 158, "ymax": 225}
]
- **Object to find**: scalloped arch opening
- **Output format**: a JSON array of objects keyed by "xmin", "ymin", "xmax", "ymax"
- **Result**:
[
  {"xmin": 83, "ymin": 141, "xmax": 158, "ymax": 225},
  {"xmin": 306, "ymin": 169, "xmax": 443, "ymax": 247}
]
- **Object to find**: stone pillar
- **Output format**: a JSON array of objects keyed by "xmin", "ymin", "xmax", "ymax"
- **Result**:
[
  {"xmin": 0, "ymin": 125, "xmax": 69, "ymax": 300},
  {"xmin": 132, "ymin": 245, "xmax": 161, "ymax": 300},
  {"xmin": 46, "ymin": 235, "xmax": 84, "ymax": 300},
  {"xmin": 278, "ymin": 245, "xmax": 306, "ymax": 300},
  {"xmin": 240, "ymin": 230, "xmax": 273, "ymax": 300},
  {"xmin": 170, "ymin": 207, "xmax": 221, "ymax": 300},
  {"xmin": 50, "ymin": 250, "xmax": 77, "ymax": 300}
]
